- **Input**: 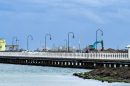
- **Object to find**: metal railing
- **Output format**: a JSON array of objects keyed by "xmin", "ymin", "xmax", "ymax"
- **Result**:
[{"xmin": 0, "ymin": 52, "xmax": 128, "ymax": 60}]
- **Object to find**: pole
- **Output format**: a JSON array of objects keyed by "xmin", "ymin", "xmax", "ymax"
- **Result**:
[
  {"xmin": 64, "ymin": 39, "xmax": 67, "ymax": 52},
  {"xmin": 45, "ymin": 34, "xmax": 52, "ymax": 51},
  {"xmin": 12, "ymin": 36, "xmax": 18, "ymax": 51},
  {"xmin": 27, "ymin": 35, "xmax": 33, "ymax": 51},
  {"xmin": 79, "ymin": 40, "xmax": 81, "ymax": 53},
  {"xmin": 96, "ymin": 29, "xmax": 103, "ymax": 51},
  {"xmin": 68, "ymin": 32, "xmax": 75, "ymax": 52}
]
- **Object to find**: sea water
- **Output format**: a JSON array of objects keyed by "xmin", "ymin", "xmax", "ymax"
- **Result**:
[{"xmin": 0, "ymin": 64, "xmax": 129, "ymax": 86}]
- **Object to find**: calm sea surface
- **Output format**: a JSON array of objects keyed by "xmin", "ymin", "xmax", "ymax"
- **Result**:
[{"xmin": 0, "ymin": 64, "xmax": 129, "ymax": 86}]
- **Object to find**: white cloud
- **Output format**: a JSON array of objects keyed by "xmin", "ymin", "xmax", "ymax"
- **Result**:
[{"xmin": 0, "ymin": 0, "xmax": 130, "ymax": 24}]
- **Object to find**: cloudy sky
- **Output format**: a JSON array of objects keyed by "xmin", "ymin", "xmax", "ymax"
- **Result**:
[{"xmin": 0, "ymin": 0, "xmax": 130, "ymax": 50}]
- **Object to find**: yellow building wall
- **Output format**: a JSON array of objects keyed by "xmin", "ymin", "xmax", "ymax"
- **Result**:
[{"xmin": 0, "ymin": 39, "xmax": 6, "ymax": 51}]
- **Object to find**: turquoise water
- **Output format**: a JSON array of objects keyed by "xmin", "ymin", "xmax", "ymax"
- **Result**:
[{"xmin": 0, "ymin": 64, "xmax": 129, "ymax": 86}]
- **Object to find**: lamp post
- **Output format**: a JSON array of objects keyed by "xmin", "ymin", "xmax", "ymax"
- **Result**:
[
  {"xmin": 79, "ymin": 39, "xmax": 81, "ymax": 53},
  {"xmin": 27, "ymin": 35, "xmax": 33, "ymax": 51},
  {"xmin": 68, "ymin": 32, "xmax": 75, "ymax": 52},
  {"xmin": 45, "ymin": 34, "xmax": 52, "ymax": 51},
  {"xmin": 64, "ymin": 39, "xmax": 67, "ymax": 52},
  {"xmin": 16, "ymin": 39, "xmax": 19, "ymax": 51},
  {"xmin": 12, "ymin": 36, "xmax": 19, "ymax": 51},
  {"xmin": 96, "ymin": 29, "xmax": 103, "ymax": 50}
]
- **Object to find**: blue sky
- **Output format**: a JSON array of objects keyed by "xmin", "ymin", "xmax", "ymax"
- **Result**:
[{"xmin": 0, "ymin": 0, "xmax": 130, "ymax": 50}]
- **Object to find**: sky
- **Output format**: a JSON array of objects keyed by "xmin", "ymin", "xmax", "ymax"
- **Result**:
[{"xmin": 0, "ymin": 0, "xmax": 130, "ymax": 50}]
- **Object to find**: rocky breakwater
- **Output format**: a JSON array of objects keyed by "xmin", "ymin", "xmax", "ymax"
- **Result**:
[{"xmin": 73, "ymin": 67, "xmax": 130, "ymax": 83}]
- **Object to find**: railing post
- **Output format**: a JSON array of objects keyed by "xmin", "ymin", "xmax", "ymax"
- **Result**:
[{"xmin": 127, "ymin": 45, "xmax": 130, "ymax": 60}]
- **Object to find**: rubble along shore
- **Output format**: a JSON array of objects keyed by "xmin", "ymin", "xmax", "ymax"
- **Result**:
[{"xmin": 73, "ymin": 67, "xmax": 130, "ymax": 83}]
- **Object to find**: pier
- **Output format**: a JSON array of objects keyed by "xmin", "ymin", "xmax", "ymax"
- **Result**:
[{"xmin": 0, "ymin": 52, "xmax": 129, "ymax": 69}]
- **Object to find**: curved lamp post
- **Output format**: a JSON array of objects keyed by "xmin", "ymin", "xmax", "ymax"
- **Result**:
[
  {"xmin": 27, "ymin": 35, "xmax": 33, "ymax": 51},
  {"xmin": 45, "ymin": 34, "xmax": 52, "ymax": 51},
  {"xmin": 68, "ymin": 32, "xmax": 75, "ymax": 52},
  {"xmin": 96, "ymin": 29, "xmax": 103, "ymax": 50}
]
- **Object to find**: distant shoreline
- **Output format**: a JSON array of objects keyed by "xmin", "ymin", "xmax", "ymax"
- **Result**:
[{"xmin": 73, "ymin": 67, "xmax": 130, "ymax": 83}]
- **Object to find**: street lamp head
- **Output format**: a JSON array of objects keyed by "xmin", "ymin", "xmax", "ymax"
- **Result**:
[
  {"xmin": 96, "ymin": 29, "xmax": 103, "ymax": 36},
  {"xmin": 28, "ymin": 35, "xmax": 33, "ymax": 40},
  {"xmin": 50, "ymin": 37, "xmax": 52, "ymax": 40},
  {"xmin": 68, "ymin": 32, "xmax": 75, "ymax": 39},
  {"xmin": 102, "ymin": 33, "xmax": 103, "ymax": 36},
  {"xmin": 72, "ymin": 35, "xmax": 75, "ymax": 39},
  {"xmin": 45, "ymin": 34, "xmax": 52, "ymax": 51},
  {"xmin": 101, "ymin": 33, "xmax": 103, "ymax": 36}
]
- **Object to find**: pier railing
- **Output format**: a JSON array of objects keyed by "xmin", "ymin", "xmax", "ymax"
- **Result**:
[{"xmin": 0, "ymin": 52, "xmax": 128, "ymax": 60}]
